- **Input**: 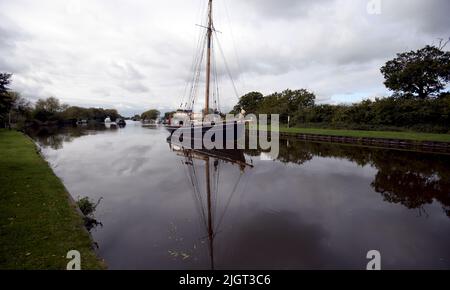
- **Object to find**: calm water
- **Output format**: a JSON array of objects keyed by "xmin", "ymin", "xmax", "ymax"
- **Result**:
[{"xmin": 27, "ymin": 122, "xmax": 450, "ymax": 270}]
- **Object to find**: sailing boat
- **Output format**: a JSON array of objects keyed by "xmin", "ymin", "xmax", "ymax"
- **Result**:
[
  {"xmin": 168, "ymin": 138, "xmax": 253, "ymax": 269},
  {"xmin": 166, "ymin": 0, "xmax": 248, "ymax": 143}
]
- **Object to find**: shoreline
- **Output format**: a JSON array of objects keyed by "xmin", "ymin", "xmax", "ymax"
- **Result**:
[
  {"xmin": 254, "ymin": 127, "xmax": 450, "ymax": 153},
  {"xmin": 280, "ymin": 132, "xmax": 450, "ymax": 154},
  {"xmin": 0, "ymin": 129, "xmax": 105, "ymax": 270}
]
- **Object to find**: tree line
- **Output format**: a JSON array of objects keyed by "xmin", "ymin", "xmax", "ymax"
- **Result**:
[
  {"xmin": 231, "ymin": 44, "xmax": 450, "ymax": 133},
  {"xmin": 0, "ymin": 74, "xmax": 121, "ymax": 128}
]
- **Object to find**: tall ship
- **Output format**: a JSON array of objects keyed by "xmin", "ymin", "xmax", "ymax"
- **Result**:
[{"xmin": 165, "ymin": 0, "xmax": 248, "ymax": 143}]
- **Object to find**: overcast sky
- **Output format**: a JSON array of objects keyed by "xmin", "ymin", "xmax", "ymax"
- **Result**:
[{"xmin": 1, "ymin": 0, "xmax": 449, "ymax": 116}]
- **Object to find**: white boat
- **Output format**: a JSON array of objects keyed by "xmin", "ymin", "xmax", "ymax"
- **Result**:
[
  {"xmin": 104, "ymin": 117, "xmax": 112, "ymax": 123},
  {"xmin": 165, "ymin": 0, "xmax": 248, "ymax": 145}
]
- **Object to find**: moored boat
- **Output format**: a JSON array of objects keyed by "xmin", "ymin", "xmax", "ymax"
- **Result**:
[{"xmin": 165, "ymin": 0, "xmax": 249, "ymax": 145}]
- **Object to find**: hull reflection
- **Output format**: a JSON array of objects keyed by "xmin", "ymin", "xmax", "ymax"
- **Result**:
[{"xmin": 168, "ymin": 139, "xmax": 253, "ymax": 269}]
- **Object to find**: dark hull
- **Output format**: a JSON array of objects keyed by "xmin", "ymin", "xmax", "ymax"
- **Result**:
[{"xmin": 165, "ymin": 122, "xmax": 245, "ymax": 149}]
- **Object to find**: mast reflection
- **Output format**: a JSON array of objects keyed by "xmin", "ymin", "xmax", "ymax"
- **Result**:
[{"xmin": 168, "ymin": 139, "xmax": 253, "ymax": 269}]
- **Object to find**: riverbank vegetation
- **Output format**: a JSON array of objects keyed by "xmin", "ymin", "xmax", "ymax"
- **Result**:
[
  {"xmin": 277, "ymin": 127, "xmax": 450, "ymax": 143},
  {"xmin": 1, "ymin": 73, "xmax": 121, "ymax": 129},
  {"xmin": 33, "ymin": 96, "xmax": 121, "ymax": 127},
  {"xmin": 141, "ymin": 109, "xmax": 160, "ymax": 122},
  {"xmin": 0, "ymin": 129, "xmax": 105, "ymax": 269},
  {"xmin": 232, "ymin": 44, "xmax": 450, "ymax": 134},
  {"xmin": 76, "ymin": 197, "xmax": 103, "ymax": 232}
]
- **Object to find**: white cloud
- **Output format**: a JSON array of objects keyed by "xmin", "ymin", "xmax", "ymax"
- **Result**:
[{"xmin": 0, "ymin": 0, "xmax": 449, "ymax": 116}]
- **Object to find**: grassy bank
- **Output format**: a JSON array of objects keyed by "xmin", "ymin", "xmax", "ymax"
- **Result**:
[
  {"xmin": 269, "ymin": 126, "xmax": 450, "ymax": 143},
  {"xmin": 0, "ymin": 129, "xmax": 105, "ymax": 270}
]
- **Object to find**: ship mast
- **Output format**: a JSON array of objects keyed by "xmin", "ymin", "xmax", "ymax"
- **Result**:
[
  {"xmin": 204, "ymin": 0, "xmax": 213, "ymax": 118},
  {"xmin": 205, "ymin": 157, "xmax": 214, "ymax": 269}
]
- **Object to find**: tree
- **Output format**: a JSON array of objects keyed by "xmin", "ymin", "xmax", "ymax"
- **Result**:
[
  {"xmin": 257, "ymin": 92, "xmax": 288, "ymax": 116},
  {"xmin": 104, "ymin": 109, "xmax": 120, "ymax": 122},
  {"xmin": 6, "ymin": 92, "xmax": 32, "ymax": 127},
  {"xmin": 141, "ymin": 109, "xmax": 160, "ymax": 121},
  {"xmin": 62, "ymin": 106, "xmax": 89, "ymax": 120},
  {"xmin": 381, "ymin": 45, "xmax": 450, "ymax": 99},
  {"xmin": 35, "ymin": 97, "xmax": 65, "ymax": 113},
  {"xmin": 0, "ymin": 73, "xmax": 13, "ymax": 126},
  {"xmin": 281, "ymin": 89, "xmax": 316, "ymax": 115},
  {"xmin": 164, "ymin": 111, "xmax": 177, "ymax": 120},
  {"xmin": 295, "ymin": 104, "xmax": 337, "ymax": 124},
  {"xmin": 59, "ymin": 106, "xmax": 121, "ymax": 123},
  {"xmin": 257, "ymin": 89, "xmax": 316, "ymax": 123},
  {"xmin": 10, "ymin": 92, "xmax": 31, "ymax": 112},
  {"xmin": 231, "ymin": 91, "xmax": 263, "ymax": 114},
  {"xmin": 0, "ymin": 73, "xmax": 12, "ymax": 95},
  {"xmin": 33, "ymin": 97, "xmax": 67, "ymax": 122}
]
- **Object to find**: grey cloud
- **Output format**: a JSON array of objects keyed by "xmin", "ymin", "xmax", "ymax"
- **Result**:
[
  {"xmin": 381, "ymin": 0, "xmax": 450, "ymax": 34},
  {"xmin": 0, "ymin": 14, "xmax": 32, "ymax": 73},
  {"xmin": 219, "ymin": 0, "xmax": 450, "ymax": 80},
  {"xmin": 241, "ymin": 0, "xmax": 332, "ymax": 19},
  {"xmin": 110, "ymin": 61, "xmax": 145, "ymax": 80},
  {"xmin": 122, "ymin": 81, "xmax": 150, "ymax": 93},
  {"xmin": 0, "ymin": 14, "xmax": 30, "ymax": 48},
  {"xmin": 91, "ymin": 87, "xmax": 112, "ymax": 97},
  {"xmin": 1, "ymin": 0, "xmax": 449, "ymax": 116},
  {"xmin": 0, "ymin": 26, "xmax": 16, "ymax": 52}
]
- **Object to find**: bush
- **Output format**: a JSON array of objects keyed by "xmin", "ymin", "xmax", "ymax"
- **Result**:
[
  {"xmin": 290, "ymin": 95, "xmax": 450, "ymax": 133},
  {"xmin": 76, "ymin": 197, "xmax": 101, "ymax": 217}
]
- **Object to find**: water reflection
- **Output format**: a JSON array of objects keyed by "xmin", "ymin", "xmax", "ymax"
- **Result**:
[
  {"xmin": 26, "ymin": 125, "xmax": 450, "ymax": 269},
  {"xmin": 142, "ymin": 124, "xmax": 159, "ymax": 130},
  {"xmin": 168, "ymin": 140, "xmax": 253, "ymax": 269},
  {"xmin": 26, "ymin": 124, "xmax": 119, "ymax": 150},
  {"xmin": 264, "ymin": 140, "xmax": 450, "ymax": 219}
]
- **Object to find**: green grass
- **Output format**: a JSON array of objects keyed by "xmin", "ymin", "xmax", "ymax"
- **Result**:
[
  {"xmin": 0, "ymin": 129, "xmax": 105, "ymax": 270},
  {"xmin": 258, "ymin": 126, "xmax": 450, "ymax": 143}
]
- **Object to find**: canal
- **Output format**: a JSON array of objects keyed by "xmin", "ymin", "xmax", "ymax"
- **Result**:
[{"xmin": 27, "ymin": 122, "xmax": 450, "ymax": 270}]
